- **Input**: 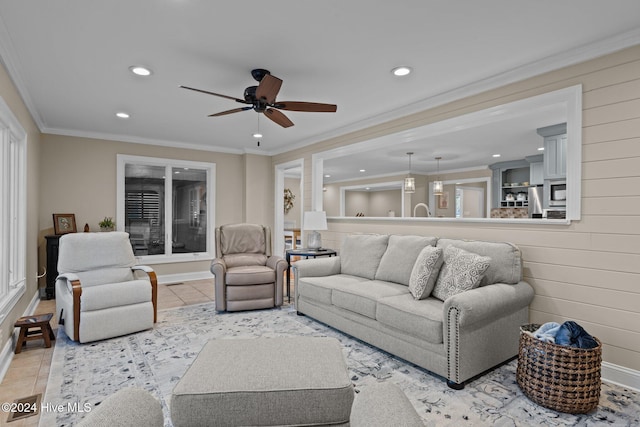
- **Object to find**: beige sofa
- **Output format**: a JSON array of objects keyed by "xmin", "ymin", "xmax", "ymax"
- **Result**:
[{"xmin": 294, "ymin": 233, "xmax": 535, "ymax": 389}]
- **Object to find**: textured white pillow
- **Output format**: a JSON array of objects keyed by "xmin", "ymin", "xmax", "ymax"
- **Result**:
[
  {"xmin": 409, "ymin": 246, "xmax": 444, "ymax": 300},
  {"xmin": 432, "ymin": 246, "xmax": 491, "ymax": 301}
]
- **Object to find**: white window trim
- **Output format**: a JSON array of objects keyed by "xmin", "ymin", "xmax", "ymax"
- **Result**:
[
  {"xmin": 0, "ymin": 96, "xmax": 27, "ymax": 322},
  {"xmin": 116, "ymin": 154, "xmax": 216, "ymax": 265}
]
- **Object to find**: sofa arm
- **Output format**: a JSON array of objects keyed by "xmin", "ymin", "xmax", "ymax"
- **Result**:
[
  {"xmin": 210, "ymin": 258, "xmax": 227, "ymax": 311},
  {"xmin": 292, "ymin": 256, "xmax": 342, "ymax": 278},
  {"xmin": 131, "ymin": 265, "xmax": 158, "ymax": 322},
  {"xmin": 444, "ymin": 281, "xmax": 534, "ymax": 328},
  {"xmin": 266, "ymin": 255, "xmax": 287, "ymax": 272},
  {"xmin": 56, "ymin": 272, "xmax": 80, "ymax": 291},
  {"xmin": 267, "ymin": 256, "xmax": 288, "ymax": 306}
]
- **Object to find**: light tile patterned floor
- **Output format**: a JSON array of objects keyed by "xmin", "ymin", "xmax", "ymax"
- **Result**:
[{"xmin": 0, "ymin": 279, "xmax": 226, "ymax": 426}]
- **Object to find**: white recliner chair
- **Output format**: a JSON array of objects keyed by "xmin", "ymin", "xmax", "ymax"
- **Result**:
[{"xmin": 55, "ymin": 232, "xmax": 157, "ymax": 343}]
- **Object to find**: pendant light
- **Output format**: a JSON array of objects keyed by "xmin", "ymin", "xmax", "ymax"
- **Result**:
[
  {"xmin": 433, "ymin": 156, "xmax": 443, "ymax": 196},
  {"xmin": 404, "ymin": 152, "xmax": 415, "ymax": 193}
]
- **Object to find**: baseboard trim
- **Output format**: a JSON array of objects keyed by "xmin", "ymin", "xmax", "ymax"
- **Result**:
[
  {"xmin": 0, "ymin": 290, "xmax": 41, "ymax": 382},
  {"xmin": 602, "ymin": 362, "xmax": 640, "ymax": 392},
  {"xmin": 156, "ymin": 271, "xmax": 213, "ymax": 285}
]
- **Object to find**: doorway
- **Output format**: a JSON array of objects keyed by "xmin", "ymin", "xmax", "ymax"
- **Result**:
[
  {"xmin": 455, "ymin": 186, "xmax": 485, "ymax": 218},
  {"xmin": 274, "ymin": 159, "xmax": 304, "ymax": 256}
]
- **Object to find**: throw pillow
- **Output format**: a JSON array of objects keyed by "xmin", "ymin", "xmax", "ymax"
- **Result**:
[
  {"xmin": 408, "ymin": 246, "xmax": 444, "ymax": 300},
  {"xmin": 375, "ymin": 235, "xmax": 437, "ymax": 286},
  {"xmin": 432, "ymin": 246, "xmax": 491, "ymax": 301}
]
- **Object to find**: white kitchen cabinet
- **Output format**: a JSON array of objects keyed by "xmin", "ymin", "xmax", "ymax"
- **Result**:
[
  {"xmin": 543, "ymin": 134, "xmax": 567, "ymax": 179},
  {"xmin": 529, "ymin": 161, "xmax": 544, "ymax": 185},
  {"xmin": 537, "ymin": 123, "xmax": 567, "ymax": 180}
]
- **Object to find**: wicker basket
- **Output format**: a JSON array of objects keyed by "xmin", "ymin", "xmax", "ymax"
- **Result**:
[{"xmin": 516, "ymin": 324, "xmax": 602, "ymax": 414}]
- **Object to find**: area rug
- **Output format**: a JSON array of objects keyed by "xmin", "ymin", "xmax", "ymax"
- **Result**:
[{"xmin": 41, "ymin": 303, "xmax": 639, "ymax": 426}]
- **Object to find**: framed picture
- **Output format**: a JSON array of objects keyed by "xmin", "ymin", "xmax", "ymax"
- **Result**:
[
  {"xmin": 438, "ymin": 191, "xmax": 449, "ymax": 209},
  {"xmin": 53, "ymin": 213, "xmax": 77, "ymax": 235}
]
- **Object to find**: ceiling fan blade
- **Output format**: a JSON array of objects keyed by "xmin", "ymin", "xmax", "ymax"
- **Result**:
[
  {"xmin": 264, "ymin": 108, "xmax": 294, "ymax": 128},
  {"xmin": 274, "ymin": 101, "xmax": 337, "ymax": 113},
  {"xmin": 255, "ymin": 74, "xmax": 282, "ymax": 104},
  {"xmin": 180, "ymin": 85, "xmax": 248, "ymax": 104},
  {"xmin": 208, "ymin": 106, "xmax": 253, "ymax": 117}
]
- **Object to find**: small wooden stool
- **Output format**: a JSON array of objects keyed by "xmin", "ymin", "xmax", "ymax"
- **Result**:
[{"xmin": 14, "ymin": 313, "xmax": 55, "ymax": 354}]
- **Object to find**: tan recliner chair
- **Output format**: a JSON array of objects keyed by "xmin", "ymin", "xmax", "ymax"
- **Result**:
[
  {"xmin": 55, "ymin": 232, "xmax": 157, "ymax": 343},
  {"xmin": 211, "ymin": 224, "xmax": 287, "ymax": 312}
]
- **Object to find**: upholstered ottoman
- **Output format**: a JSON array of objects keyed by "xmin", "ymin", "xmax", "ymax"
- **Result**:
[{"xmin": 171, "ymin": 337, "xmax": 354, "ymax": 426}]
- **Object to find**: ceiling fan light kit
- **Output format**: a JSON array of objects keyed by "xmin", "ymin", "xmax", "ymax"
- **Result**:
[{"xmin": 181, "ymin": 69, "xmax": 337, "ymax": 129}]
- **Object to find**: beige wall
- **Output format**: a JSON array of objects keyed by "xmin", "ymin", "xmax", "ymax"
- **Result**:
[
  {"xmin": 274, "ymin": 45, "xmax": 640, "ymax": 372},
  {"xmin": 38, "ymin": 134, "xmax": 261, "ymax": 277},
  {"xmin": 244, "ymin": 153, "xmax": 273, "ymax": 226},
  {"xmin": 0, "ymin": 62, "xmax": 42, "ymax": 352}
]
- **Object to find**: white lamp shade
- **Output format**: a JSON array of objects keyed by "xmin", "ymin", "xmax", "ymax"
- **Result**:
[
  {"xmin": 303, "ymin": 211, "xmax": 328, "ymax": 231},
  {"xmin": 404, "ymin": 177, "xmax": 415, "ymax": 193}
]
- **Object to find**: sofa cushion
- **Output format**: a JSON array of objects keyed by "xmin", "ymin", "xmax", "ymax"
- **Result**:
[
  {"xmin": 219, "ymin": 223, "xmax": 266, "ymax": 255},
  {"xmin": 75, "ymin": 267, "xmax": 135, "ymax": 287},
  {"xmin": 226, "ymin": 265, "xmax": 275, "ymax": 285},
  {"xmin": 340, "ymin": 234, "xmax": 389, "ymax": 280},
  {"xmin": 298, "ymin": 274, "xmax": 370, "ymax": 306},
  {"xmin": 331, "ymin": 280, "xmax": 407, "ymax": 319},
  {"xmin": 81, "ymin": 280, "xmax": 152, "ymax": 312},
  {"xmin": 432, "ymin": 246, "xmax": 491, "ymax": 301},
  {"xmin": 437, "ymin": 238, "xmax": 522, "ymax": 286},
  {"xmin": 408, "ymin": 246, "xmax": 444, "ymax": 300},
  {"xmin": 223, "ymin": 253, "xmax": 268, "ymax": 268},
  {"xmin": 375, "ymin": 235, "xmax": 437, "ymax": 286},
  {"xmin": 376, "ymin": 294, "xmax": 444, "ymax": 344}
]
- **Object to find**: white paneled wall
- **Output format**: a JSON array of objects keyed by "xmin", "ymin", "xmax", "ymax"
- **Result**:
[{"xmin": 273, "ymin": 45, "xmax": 640, "ymax": 373}]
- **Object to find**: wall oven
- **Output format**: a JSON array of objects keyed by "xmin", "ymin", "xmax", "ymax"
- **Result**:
[{"xmin": 548, "ymin": 180, "xmax": 566, "ymax": 207}]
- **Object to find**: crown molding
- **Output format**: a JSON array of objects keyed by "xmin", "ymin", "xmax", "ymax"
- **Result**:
[
  {"xmin": 42, "ymin": 127, "xmax": 246, "ymax": 154},
  {"xmin": 1, "ymin": 12, "xmax": 638, "ymax": 157},
  {"xmin": 269, "ymin": 28, "xmax": 640, "ymax": 156}
]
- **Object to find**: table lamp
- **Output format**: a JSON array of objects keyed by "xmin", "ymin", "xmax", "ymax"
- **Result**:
[{"xmin": 303, "ymin": 211, "xmax": 327, "ymax": 249}]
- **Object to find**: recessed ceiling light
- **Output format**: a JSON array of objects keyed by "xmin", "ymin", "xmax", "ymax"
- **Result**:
[
  {"xmin": 129, "ymin": 66, "xmax": 152, "ymax": 76},
  {"xmin": 538, "ymin": 147, "xmax": 545, "ymax": 151},
  {"xmin": 492, "ymin": 154, "xmax": 501, "ymax": 158},
  {"xmin": 324, "ymin": 174, "xmax": 331, "ymax": 178},
  {"xmin": 391, "ymin": 66, "xmax": 412, "ymax": 77},
  {"xmin": 116, "ymin": 112, "xmax": 130, "ymax": 119},
  {"xmin": 359, "ymin": 169, "xmax": 366, "ymax": 172},
  {"xmin": 253, "ymin": 132, "xmax": 263, "ymax": 138}
]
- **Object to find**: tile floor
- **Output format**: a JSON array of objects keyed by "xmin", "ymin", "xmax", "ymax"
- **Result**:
[{"xmin": 0, "ymin": 278, "xmax": 263, "ymax": 426}]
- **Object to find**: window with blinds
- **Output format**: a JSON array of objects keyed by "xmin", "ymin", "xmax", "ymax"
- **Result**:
[
  {"xmin": 126, "ymin": 191, "xmax": 160, "ymax": 226},
  {"xmin": 117, "ymin": 154, "xmax": 215, "ymax": 262}
]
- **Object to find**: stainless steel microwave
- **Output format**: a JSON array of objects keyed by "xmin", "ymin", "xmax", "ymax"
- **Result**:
[{"xmin": 549, "ymin": 181, "xmax": 566, "ymax": 207}]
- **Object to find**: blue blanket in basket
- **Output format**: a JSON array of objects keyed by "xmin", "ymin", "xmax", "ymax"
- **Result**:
[{"xmin": 534, "ymin": 321, "xmax": 598, "ymax": 349}]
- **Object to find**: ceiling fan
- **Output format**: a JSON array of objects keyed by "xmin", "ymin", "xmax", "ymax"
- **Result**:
[{"xmin": 181, "ymin": 69, "xmax": 337, "ymax": 128}]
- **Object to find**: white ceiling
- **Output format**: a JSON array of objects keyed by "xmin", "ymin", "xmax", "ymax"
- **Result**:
[{"xmin": 1, "ymin": 1, "xmax": 639, "ymax": 179}]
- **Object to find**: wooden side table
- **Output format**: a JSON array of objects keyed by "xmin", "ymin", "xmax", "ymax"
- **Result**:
[
  {"xmin": 14, "ymin": 313, "xmax": 55, "ymax": 354},
  {"xmin": 286, "ymin": 248, "xmax": 337, "ymax": 303}
]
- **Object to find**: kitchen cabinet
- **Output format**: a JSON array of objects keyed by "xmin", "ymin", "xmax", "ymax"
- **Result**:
[
  {"xmin": 489, "ymin": 160, "xmax": 530, "ymax": 209},
  {"xmin": 529, "ymin": 162, "xmax": 544, "ymax": 185},
  {"xmin": 537, "ymin": 123, "xmax": 567, "ymax": 180}
]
